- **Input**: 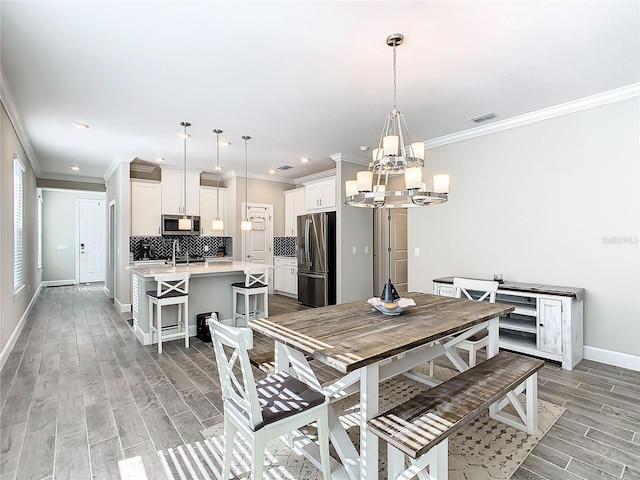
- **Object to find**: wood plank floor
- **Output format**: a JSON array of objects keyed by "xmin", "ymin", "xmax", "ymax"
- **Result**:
[{"xmin": 0, "ymin": 286, "xmax": 638, "ymax": 480}]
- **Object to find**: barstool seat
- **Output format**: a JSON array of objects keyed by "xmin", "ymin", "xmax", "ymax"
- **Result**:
[
  {"xmin": 148, "ymin": 272, "xmax": 190, "ymax": 354},
  {"xmin": 232, "ymin": 268, "xmax": 269, "ymax": 326}
]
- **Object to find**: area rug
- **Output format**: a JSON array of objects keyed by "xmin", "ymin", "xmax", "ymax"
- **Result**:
[{"xmin": 156, "ymin": 367, "xmax": 564, "ymax": 479}]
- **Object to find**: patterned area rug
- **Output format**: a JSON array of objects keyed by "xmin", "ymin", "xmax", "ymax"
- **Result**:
[{"xmin": 156, "ymin": 366, "xmax": 565, "ymax": 479}]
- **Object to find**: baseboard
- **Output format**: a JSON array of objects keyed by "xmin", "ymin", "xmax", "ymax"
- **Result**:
[
  {"xmin": 584, "ymin": 345, "xmax": 640, "ymax": 372},
  {"xmin": 115, "ymin": 297, "xmax": 132, "ymax": 313},
  {"xmin": 0, "ymin": 283, "xmax": 42, "ymax": 371},
  {"xmin": 41, "ymin": 279, "xmax": 76, "ymax": 287}
]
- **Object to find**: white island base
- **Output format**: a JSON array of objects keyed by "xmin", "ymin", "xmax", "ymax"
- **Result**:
[{"xmin": 128, "ymin": 261, "xmax": 263, "ymax": 346}]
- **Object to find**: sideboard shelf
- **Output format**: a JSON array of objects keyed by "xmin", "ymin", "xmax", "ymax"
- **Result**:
[{"xmin": 433, "ymin": 276, "xmax": 584, "ymax": 370}]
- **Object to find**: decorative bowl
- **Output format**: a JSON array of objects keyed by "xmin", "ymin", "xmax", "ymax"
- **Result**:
[{"xmin": 367, "ymin": 297, "xmax": 416, "ymax": 316}]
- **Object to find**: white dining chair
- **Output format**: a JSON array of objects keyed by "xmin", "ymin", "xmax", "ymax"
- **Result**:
[
  {"xmin": 147, "ymin": 272, "xmax": 190, "ymax": 354},
  {"xmin": 452, "ymin": 277, "xmax": 499, "ymax": 366},
  {"xmin": 231, "ymin": 268, "xmax": 269, "ymax": 326},
  {"xmin": 208, "ymin": 319, "xmax": 331, "ymax": 480}
]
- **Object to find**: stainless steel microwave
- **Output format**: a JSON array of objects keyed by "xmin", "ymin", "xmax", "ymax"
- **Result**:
[{"xmin": 161, "ymin": 215, "xmax": 201, "ymax": 236}]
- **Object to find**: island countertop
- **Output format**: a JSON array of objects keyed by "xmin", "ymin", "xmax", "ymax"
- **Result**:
[{"xmin": 126, "ymin": 260, "xmax": 269, "ymax": 278}]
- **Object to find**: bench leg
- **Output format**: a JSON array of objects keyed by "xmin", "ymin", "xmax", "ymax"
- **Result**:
[
  {"xmin": 388, "ymin": 439, "xmax": 448, "ymax": 480},
  {"xmin": 490, "ymin": 372, "xmax": 539, "ymax": 434}
]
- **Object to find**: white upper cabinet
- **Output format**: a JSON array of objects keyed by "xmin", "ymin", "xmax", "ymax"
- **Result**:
[
  {"xmin": 131, "ymin": 180, "xmax": 162, "ymax": 236},
  {"xmin": 305, "ymin": 177, "xmax": 335, "ymax": 212},
  {"xmin": 161, "ymin": 169, "xmax": 200, "ymax": 215},
  {"xmin": 200, "ymin": 186, "xmax": 228, "ymax": 236},
  {"xmin": 284, "ymin": 187, "xmax": 305, "ymax": 236}
]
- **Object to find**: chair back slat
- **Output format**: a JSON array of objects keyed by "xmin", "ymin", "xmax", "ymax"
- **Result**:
[
  {"xmin": 453, "ymin": 277, "xmax": 498, "ymax": 304},
  {"xmin": 153, "ymin": 273, "xmax": 189, "ymax": 297},
  {"xmin": 208, "ymin": 320, "xmax": 263, "ymax": 428},
  {"xmin": 244, "ymin": 268, "xmax": 268, "ymax": 287}
]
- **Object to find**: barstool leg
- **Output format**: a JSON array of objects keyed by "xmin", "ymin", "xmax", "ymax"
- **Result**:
[
  {"xmin": 157, "ymin": 303, "xmax": 163, "ymax": 354},
  {"xmin": 184, "ymin": 300, "xmax": 189, "ymax": 348}
]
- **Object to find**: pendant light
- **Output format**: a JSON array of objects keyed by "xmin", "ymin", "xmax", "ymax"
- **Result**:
[
  {"xmin": 177, "ymin": 121, "xmax": 192, "ymax": 230},
  {"xmin": 240, "ymin": 135, "xmax": 252, "ymax": 231},
  {"xmin": 212, "ymin": 129, "xmax": 224, "ymax": 231}
]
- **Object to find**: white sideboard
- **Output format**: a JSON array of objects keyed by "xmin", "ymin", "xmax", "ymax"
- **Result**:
[{"xmin": 433, "ymin": 277, "xmax": 584, "ymax": 370}]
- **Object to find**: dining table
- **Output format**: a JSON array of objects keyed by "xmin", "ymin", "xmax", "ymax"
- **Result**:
[{"xmin": 249, "ymin": 292, "xmax": 515, "ymax": 480}]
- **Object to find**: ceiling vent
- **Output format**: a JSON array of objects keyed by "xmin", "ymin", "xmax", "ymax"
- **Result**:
[
  {"xmin": 470, "ymin": 112, "xmax": 497, "ymax": 123},
  {"xmin": 277, "ymin": 165, "xmax": 293, "ymax": 171}
]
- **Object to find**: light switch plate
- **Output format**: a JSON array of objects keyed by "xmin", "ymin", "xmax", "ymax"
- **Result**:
[
  {"xmin": 414, "ymin": 248, "xmax": 420, "ymax": 256},
  {"xmin": 352, "ymin": 246, "xmax": 357, "ymax": 254}
]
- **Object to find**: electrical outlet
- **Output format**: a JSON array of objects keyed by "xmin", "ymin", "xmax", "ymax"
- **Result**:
[
  {"xmin": 414, "ymin": 248, "xmax": 420, "ymax": 256},
  {"xmin": 352, "ymin": 246, "xmax": 357, "ymax": 254},
  {"xmin": 203, "ymin": 245, "xmax": 209, "ymax": 252},
  {"xmin": 364, "ymin": 246, "xmax": 369, "ymax": 254}
]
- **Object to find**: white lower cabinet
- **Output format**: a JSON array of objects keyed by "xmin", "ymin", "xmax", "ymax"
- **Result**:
[
  {"xmin": 433, "ymin": 277, "xmax": 584, "ymax": 370},
  {"xmin": 274, "ymin": 257, "xmax": 297, "ymax": 296}
]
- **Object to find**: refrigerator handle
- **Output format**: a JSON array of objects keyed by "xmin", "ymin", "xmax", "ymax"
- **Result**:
[{"xmin": 305, "ymin": 218, "xmax": 311, "ymax": 266}]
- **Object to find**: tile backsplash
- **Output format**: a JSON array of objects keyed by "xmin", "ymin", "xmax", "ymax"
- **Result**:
[
  {"xmin": 274, "ymin": 237, "xmax": 296, "ymax": 257},
  {"xmin": 130, "ymin": 236, "xmax": 233, "ymax": 260}
]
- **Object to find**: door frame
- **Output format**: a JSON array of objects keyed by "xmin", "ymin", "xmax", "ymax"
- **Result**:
[{"xmin": 107, "ymin": 199, "xmax": 116, "ymax": 299}]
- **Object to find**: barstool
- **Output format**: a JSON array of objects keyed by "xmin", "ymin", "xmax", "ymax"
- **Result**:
[
  {"xmin": 148, "ymin": 272, "xmax": 190, "ymax": 354},
  {"xmin": 231, "ymin": 268, "xmax": 269, "ymax": 326}
]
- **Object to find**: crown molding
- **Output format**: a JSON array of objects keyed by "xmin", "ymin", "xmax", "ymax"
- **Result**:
[
  {"xmin": 39, "ymin": 173, "xmax": 106, "ymax": 184},
  {"xmin": 1, "ymin": 69, "xmax": 41, "ymax": 176},
  {"xmin": 297, "ymin": 168, "xmax": 336, "ymax": 185},
  {"xmin": 427, "ymin": 83, "xmax": 640, "ymax": 149},
  {"xmin": 103, "ymin": 158, "xmax": 128, "ymax": 182},
  {"xmin": 330, "ymin": 152, "xmax": 369, "ymax": 167},
  {"xmin": 223, "ymin": 169, "xmax": 296, "ymax": 185}
]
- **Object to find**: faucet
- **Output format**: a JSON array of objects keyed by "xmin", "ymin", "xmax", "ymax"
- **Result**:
[{"xmin": 172, "ymin": 240, "xmax": 180, "ymax": 267}]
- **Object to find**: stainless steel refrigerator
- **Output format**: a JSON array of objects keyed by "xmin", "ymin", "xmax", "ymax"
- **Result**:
[{"xmin": 297, "ymin": 212, "xmax": 336, "ymax": 307}]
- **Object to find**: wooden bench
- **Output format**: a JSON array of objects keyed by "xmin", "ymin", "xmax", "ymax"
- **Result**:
[{"xmin": 367, "ymin": 351, "xmax": 544, "ymax": 480}]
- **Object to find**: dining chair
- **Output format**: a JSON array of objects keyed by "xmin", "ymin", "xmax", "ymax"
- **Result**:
[
  {"xmin": 231, "ymin": 268, "xmax": 269, "ymax": 326},
  {"xmin": 147, "ymin": 272, "xmax": 190, "ymax": 354},
  {"xmin": 452, "ymin": 277, "xmax": 499, "ymax": 367},
  {"xmin": 208, "ymin": 319, "xmax": 331, "ymax": 480}
]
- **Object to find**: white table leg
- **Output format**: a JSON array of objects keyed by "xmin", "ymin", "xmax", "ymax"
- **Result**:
[
  {"xmin": 487, "ymin": 316, "xmax": 499, "ymax": 358},
  {"xmin": 360, "ymin": 364, "xmax": 379, "ymax": 480}
]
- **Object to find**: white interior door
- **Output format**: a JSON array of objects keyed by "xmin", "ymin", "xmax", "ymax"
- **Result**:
[
  {"xmin": 78, "ymin": 199, "xmax": 106, "ymax": 283},
  {"xmin": 241, "ymin": 204, "xmax": 274, "ymax": 286},
  {"xmin": 374, "ymin": 208, "xmax": 408, "ymax": 296}
]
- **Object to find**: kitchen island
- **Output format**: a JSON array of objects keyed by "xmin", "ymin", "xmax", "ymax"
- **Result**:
[{"xmin": 127, "ymin": 260, "xmax": 265, "ymax": 346}]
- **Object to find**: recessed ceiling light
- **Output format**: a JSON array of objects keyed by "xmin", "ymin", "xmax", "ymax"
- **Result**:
[
  {"xmin": 301, "ymin": 157, "xmax": 310, "ymax": 163},
  {"xmin": 219, "ymin": 141, "xmax": 231, "ymax": 147},
  {"xmin": 269, "ymin": 169, "xmax": 276, "ymax": 174},
  {"xmin": 72, "ymin": 122, "xmax": 89, "ymax": 130},
  {"xmin": 70, "ymin": 166, "xmax": 80, "ymax": 171},
  {"xmin": 360, "ymin": 146, "xmax": 369, "ymax": 151},
  {"xmin": 154, "ymin": 157, "xmax": 164, "ymax": 163},
  {"xmin": 214, "ymin": 166, "xmax": 223, "ymax": 171}
]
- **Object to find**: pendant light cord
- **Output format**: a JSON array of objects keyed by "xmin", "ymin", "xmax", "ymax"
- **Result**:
[
  {"xmin": 213, "ymin": 129, "xmax": 222, "ymax": 219},
  {"xmin": 392, "ymin": 40, "xmax": 397, "ymax": 111},
  {"xmin": 242, "ymin": 135, "xmax": 251, "ymax": 220}
]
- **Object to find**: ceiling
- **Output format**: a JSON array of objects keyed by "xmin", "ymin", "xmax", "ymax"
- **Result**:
[{"xmin": 2, "ymin": 1, "xmax": 638, "ymax": 184}]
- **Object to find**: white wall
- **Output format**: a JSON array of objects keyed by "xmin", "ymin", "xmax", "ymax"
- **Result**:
[
  {"xmin": 408, "ymin": 98, "xmax": 639, "ymax": 357},
  {"xmin": 1, "ymin": 104, "xmax": 40, "ymax": 363},
  {"xmin": 106, "ymin": 162, "xmax": 131, "ymax": 311},
  {"xmin": 41, "ymin": 189, "xmax": 105, "ymax": 282},
  {"xmin": 336, "ymin": 157, "xmax": 374, "ymax": 303}
]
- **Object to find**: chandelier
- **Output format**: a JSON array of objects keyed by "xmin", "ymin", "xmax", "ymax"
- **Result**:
[{"xmin": 344, "ymin": 33, "xmax": 450, "ymax": 208}]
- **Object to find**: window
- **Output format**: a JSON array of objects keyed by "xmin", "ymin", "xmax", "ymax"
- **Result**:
[{"xmin": 14, "ymin": 156, "xmax": 25, "ymax": 292}]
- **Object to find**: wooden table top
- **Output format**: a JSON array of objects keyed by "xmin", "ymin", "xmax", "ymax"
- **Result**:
[{"xmin": 249, "ymin": 292, "xmax": 514, "ymax": 373}]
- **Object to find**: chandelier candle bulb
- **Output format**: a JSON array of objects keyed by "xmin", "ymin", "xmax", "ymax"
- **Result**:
[
  {"xmin": 357, "ymin": 171, "xmax": 373, "ymax": 192},
  {"xmin": 404, "ymin": 167, "xmax": 422, "ymax": 190},
  {"xmin": 411, "ymin": 142, "xmax": 425, "ymax": 160},
  {"xmin": 383, "ymin": 135, "xmax": 399, "ymax": 156},
  {"xmin": 434, "ymin": 174, "xmax": 450, "ymax": 194},
  {"xmin": 345, "ymin": 180, "xmax": 358, "ymax": 197},
  {"xmin": 372, "ymin": 148, "xmax": 384, "ymax": 162}
]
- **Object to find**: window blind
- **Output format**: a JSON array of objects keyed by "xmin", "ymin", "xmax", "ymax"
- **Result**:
[{"xmin": 14, "ymin": 157, "xmax": 24, "ymax": 291}]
